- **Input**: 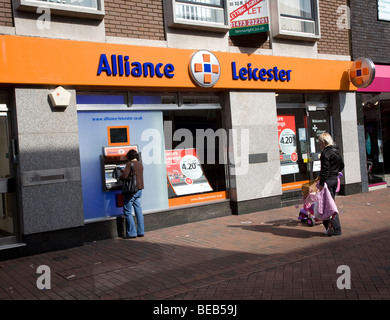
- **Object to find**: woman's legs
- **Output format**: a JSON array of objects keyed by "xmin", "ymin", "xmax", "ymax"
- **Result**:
[
  {"xmin": 132, "ymin": 190, "xmax": 144, "ymax": 236},
  {"xmin": 123, "ymin": 190, "xmax": 144, "ymax": 237}
]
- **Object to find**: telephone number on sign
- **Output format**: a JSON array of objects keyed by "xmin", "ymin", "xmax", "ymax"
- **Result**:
[{"xmin": 231, "ymin": 17, "xmax": 268, "ymax": 28}]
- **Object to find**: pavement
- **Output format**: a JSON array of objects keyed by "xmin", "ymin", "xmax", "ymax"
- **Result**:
[{"xmin": 0, "ymin": 188, "xmax": 390, "ymax": 305}]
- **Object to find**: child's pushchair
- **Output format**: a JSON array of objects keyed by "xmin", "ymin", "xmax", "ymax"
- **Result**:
[
  {"xmin": 296, "ymin": 177, "xmax": 319, "ymax": 227},
  {"xmin": 296, "ymin": 173, "xmax": 342, "ymax": 227}
]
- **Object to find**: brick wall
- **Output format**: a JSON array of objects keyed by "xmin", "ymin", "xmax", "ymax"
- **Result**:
[
  {"xmin": 228, "ymin": 1, "xmax": 349, "ymax": 54},
  {"xmin": 0, "ymin": 0, "xmax": 13, "ymax": 27},
  {"xmin": 0, "ymin": 0, "xmax": 349, "ymax": 56},
  {"xmin": 104, "ymin": 0, "xmax": 164, "ymax": 40},
  {"xmin": 104, "ymin": 0, "xmax": 349, "ymax": 55},
  {"xmin": 317, "ymin": 0, "xmax": 350, "ymax": 56},
  {"xmin": 350, "ymin": 0, "xmax": 390, "ymax": 64}
]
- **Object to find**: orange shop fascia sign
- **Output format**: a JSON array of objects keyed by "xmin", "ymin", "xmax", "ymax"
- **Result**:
[{"xmin": 0, "ymin": 35, "xmax": 356, "ymax": 91}]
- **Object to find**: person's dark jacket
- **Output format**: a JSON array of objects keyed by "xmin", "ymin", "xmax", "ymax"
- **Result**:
[
  {"xmin": 119, "ymin": 160, "xmax": 144, "ymax": 190},
  {"xmin": 319, "ymin": 145, "xmax": 344, "ymax": 186}
]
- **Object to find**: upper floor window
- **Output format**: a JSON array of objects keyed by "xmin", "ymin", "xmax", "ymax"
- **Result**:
[
  {"xmin": 15, "ymin": 0, "xmax": 105, "ymax": 19},
  {"xmin": 165, "ymin": 0, "xmax": 229, "ymax": 32},
  {"xmin": 37, "ymin": 0, "xmax": 98, "ymax": 9},
  {"xmin": 270, "ymin": 0, "xmax": 320, "ymax": 41},
  {"xmin": 175, "ymin": 0, "xmax": 224, "ymax": 24}
]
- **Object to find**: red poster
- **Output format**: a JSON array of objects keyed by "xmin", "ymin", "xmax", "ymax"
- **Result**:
[{"xmin": 277, "ymin": 115, "xmax": 299, "ymax": 174}]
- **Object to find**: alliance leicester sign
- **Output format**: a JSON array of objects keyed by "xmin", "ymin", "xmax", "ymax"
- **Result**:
[{"xmin": 0, "ymin": 34, "xmax": 354, "ymax": 91}]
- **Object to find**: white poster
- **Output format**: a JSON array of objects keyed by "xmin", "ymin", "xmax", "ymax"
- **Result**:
[{"xmin": 378, "ymin": 0, "xmax": 390, "ymax": 21}]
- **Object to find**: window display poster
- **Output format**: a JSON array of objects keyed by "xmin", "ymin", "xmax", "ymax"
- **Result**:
[
  {"xmin": 228, "ymin": 0, "xmax": 269, "ymax": 36},
  {"xmin": 277, "ymin": 115, "xmax": 299, "ymax": 175},
  {"xmin": 166, "ymin": 149, "xmax": 213, "ymax": 196},
  {"xmin": 309, "ymin": 117, "xmax": 328, "ymax": 154}
]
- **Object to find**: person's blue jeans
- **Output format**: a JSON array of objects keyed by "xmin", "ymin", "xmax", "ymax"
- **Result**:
[{"xmin": 123, "ymin": 190, "xmax": 144, "ymax": 237}]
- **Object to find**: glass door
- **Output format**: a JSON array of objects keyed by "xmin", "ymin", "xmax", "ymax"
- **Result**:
[
  {"xmin": 0, "ymin": 102, "xmax": 17, "ymax": 242},
  {"xmin": 361, "ymin": 93, "xmax": 386, "ymax": 187},
  {"xmin": 307, "ymin": 108, "xmax": 331, "ymax": 180},
  {"xmin": 278, "ymin": 106, "xmax": 310, "ymax": 192},
  {"xmin": 277, "ymin": 93, "xmax": 331, "ymax": 200}
]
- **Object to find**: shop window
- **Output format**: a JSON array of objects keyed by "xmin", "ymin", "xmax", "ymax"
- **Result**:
[
  {"xmin": 163, "ymin": 108, "xmax": 228, "ymax": 207},
  {"xmin": 15, "ymin": 0, "xmax": 105, "ymax": 19},
  {"xmin": 270, "ymin": 0, "xmax": 320, "ymax": 41},
  {"xmin": 165, "ymin": 0, "xmax": 230, "ymax": 32},
  {"xmin": 131, "ymin": 94, "xmax": 177, "ymax": 107},
  {"xmin": 181, "ymin": 93, "xmax": 222, "ymax": 106},
  {"xmin": 76, "ymin": 91, "xmax": 228, "ymax": 220},
  {"xmin": 0, "ymin": 92, "xmax": 17, "ymax": 239},
  {"xmin": 128, "ymin": 92, "xmax": 222, "ymax": 110},
  {"xmin": 76, "ymin": 92, "xmax": 128, "ymax": 110}
]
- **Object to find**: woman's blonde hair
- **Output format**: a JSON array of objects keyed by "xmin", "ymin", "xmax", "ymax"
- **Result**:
[{"xmin": 319, "ymin": 132, "xmax": 334, "ymax": 147}]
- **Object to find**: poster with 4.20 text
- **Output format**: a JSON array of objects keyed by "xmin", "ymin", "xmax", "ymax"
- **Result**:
[
  {"xmin": 165, "ymin": 149, "xmax": 213, "ymax": 196},
  {"xmin": 277, "ymin": 115, "xmax": 299, "ymax": 175}
]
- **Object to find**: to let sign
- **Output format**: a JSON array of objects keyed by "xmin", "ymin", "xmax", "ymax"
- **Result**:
[
  {"xmin": 378, "ymin": 0, "xmax": 390, "ymax": 21},
  {"xmin": 228, "ymin": 0, "xmax": 269, "ymax": 36}
]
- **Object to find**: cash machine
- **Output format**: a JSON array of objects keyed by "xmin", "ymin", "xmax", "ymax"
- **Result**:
[
  {"xmin": 101, "ymin": 145, "xmax": 138, "ymax": 191},
  {"xmin": 101, "ymin": 125, "xmax": 138, "ymax": 192}
]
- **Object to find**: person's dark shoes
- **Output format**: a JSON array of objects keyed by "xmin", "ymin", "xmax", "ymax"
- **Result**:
[
  {"xmin": 325, "ymin": 221, "xmax": 334, "ymax": 236},
  {"xmin": 326, "ymin": 227, "xmax": 334, "ymax": 236},
  {"xmin": 137, "ymin": 234, "xmax": 144, "ymax": 238},
  {"xmin": 122, "ymin": 236, "xmax": 137, "ymax": 239}
]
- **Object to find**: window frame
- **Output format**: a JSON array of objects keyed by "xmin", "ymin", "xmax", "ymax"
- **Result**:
[
  {"xmin": 15, "ymin": 0, "xmax": 105, "ymax": 20},
  {"xmin": 165, "ymin": 0, "xmax": 230, "ymax": 33},
  {"xmin": 270, "ymin": 0, "xmax": 321, "ymax": 41},
  {"xmin": 76, "ymin": 91, "xmax": 223, "ymax": 111}
]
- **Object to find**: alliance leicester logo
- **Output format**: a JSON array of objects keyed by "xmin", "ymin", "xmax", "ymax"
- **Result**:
[
  {"xmin": 349, "ymin": 57, "xmax": 375, "ymax": 88},
  {"xmin": 189, "ymin": 50, "xmax": 221, "ymax": 88}
]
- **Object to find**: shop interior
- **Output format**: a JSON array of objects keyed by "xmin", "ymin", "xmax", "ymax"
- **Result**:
[{"xmin": 361, "ymin": 92, "xmax": 390, "ymax": 187}]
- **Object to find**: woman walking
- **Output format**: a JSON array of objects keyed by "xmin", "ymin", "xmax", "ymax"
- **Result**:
[{"xmin": 318, "ymin": 132, "xmax": 344, "ymax": 236}]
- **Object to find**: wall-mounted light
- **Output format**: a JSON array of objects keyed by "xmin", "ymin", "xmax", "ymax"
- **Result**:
[{"xmin": 49, "ymin": 86, "xmax": 71, "ymax": 108}]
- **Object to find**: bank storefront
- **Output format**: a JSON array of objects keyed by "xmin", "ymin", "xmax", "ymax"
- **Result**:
[
  {"xmin": 357, "ymin": 64, "xmax": 390, "ymax": 190},
  {"xmin": 0, "ymin": 35, "xmax": 359, "ymax": 256}
]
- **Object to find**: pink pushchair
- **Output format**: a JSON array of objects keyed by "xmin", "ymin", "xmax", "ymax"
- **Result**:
[
  {"xmin": 296, "ymin": 189, "xmax": 317, "ymax": 226},
  {"xmin": 296, "ymin": 172, "xmax": 342, "ymax": 227}
]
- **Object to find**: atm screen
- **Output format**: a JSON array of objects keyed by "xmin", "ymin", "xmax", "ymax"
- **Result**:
[
  {"xmin": 105, "ymin": 170, "xmax": 117, "ymax": 184},
  {"xmin": 107, "ymin": 126, "xmax": 130, "ymax": 146},
  {"xmin": 110, "ymin": 127, "xmax": 128, "ymax": 144}
]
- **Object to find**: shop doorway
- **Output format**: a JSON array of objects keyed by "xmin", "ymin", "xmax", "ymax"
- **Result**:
[
  {"xmin": 0, "ymin": 101, "xmax": 17, "ymax": 244},
  {"xmin": 276, "ymin": 93, "xmax": 331, "ymax": 202},
  {"xmin": 361, "ymin": 93, "xmax": 388, "ymax": 188}
]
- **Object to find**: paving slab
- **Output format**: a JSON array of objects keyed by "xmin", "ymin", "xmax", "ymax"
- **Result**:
[{"xmin": 0, "ymin": 189, "xmax": 389, "ymax": 303}]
